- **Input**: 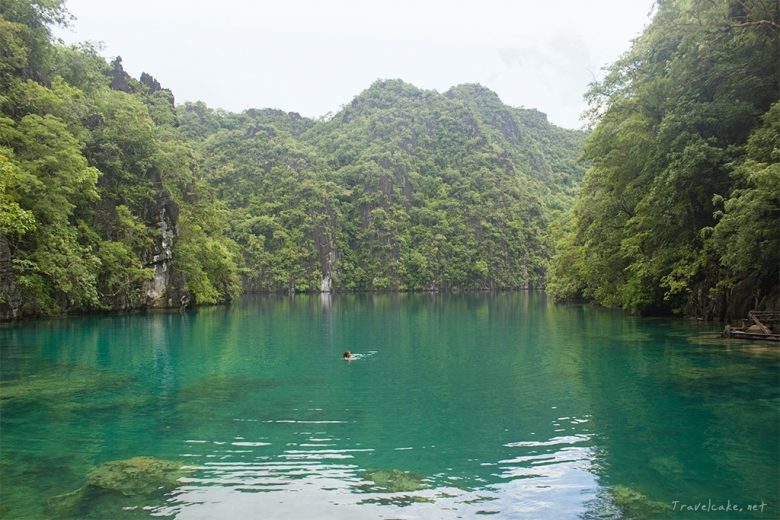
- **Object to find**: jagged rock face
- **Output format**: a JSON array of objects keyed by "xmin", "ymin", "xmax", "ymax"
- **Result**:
[
  {"xmin": 0, "ymin": 235, "xmax": 21, "ymax": 320},
  {"xmin": 319, "ymin": 246, "xmax": 337, "ymax": 293},
  {"xmin": 139, "ymin": 72, "xmax": 162, "ymax": 92},
  {"xmin": 108, "ymin": 57, "xmax": 133, "ymax": 93},
  {"xmin": 142, "ymin": 199, "xmax": 189, "ymax": 308},
  {"xmin": 144, "ymin": 261, "xmax": 170, "ymax": 304},
  {"xmin": 320, "ymin": 274, "xmax": 332, "ymax": 293}
]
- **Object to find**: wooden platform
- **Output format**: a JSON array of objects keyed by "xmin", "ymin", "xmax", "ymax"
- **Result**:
[{"xmin": 722, "ymin": 311, "xmax": 780, "ymax": 342}]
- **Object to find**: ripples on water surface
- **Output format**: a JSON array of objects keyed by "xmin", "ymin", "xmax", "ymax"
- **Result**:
[{"xmin": 1, "ymin": 293, "xmax": 778, "ymax": 519}]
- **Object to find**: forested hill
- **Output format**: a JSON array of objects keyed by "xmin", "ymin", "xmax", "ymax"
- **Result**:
[
  {"xmin": 0, "ymin": 0, "xmax": 586, "ymax": 318},
  {"xmin": 0, "ymin": 1, "xmax": 243, "ymax": 319},
  {"xmin": 179, "ymin": 80, "xmax": 586, "ymax": 294},
  {"xmin": 547, "ymin": 0, "xmax": 779, "ymax": 319}
]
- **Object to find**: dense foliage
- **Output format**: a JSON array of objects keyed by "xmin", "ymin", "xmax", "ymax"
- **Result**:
[
  {"xmin": 179, "ymin": 82, "xmax": 586, "ymax": 292},
  {"xmin": 5, "ymin": 0, "xmax": 775, "ymax": 320},
  {"xmin": 548, "ymin": 0, "xmax": 779, "ymax": 318},
  {"xmin": 0, "ymin": 0, "xmax": 240, "ymax": 318},
  {"xmin": 0, "ymin": 0, "xmax": 585, "ymax": 318}
]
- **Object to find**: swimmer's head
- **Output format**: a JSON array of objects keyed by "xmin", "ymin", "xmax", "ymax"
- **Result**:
[{"xmin": 343, "ymin": 351, "xmax": 352, "ymax": 359}]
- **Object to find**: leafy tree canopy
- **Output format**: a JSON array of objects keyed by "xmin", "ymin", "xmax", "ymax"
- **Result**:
[{"xmin": 549, "ymin": 0, "xmax": 779, "ymax": 318}]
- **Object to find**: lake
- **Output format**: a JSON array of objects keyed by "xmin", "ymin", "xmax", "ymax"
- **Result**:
[{"xmin": 1, "ymin": 293, "xmax": 778, "ymax": 519}]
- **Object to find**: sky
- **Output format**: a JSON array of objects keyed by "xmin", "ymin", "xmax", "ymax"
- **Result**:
[{"xmin": 55, "ymin": 0, "xmax": 655, "ymax": 129}]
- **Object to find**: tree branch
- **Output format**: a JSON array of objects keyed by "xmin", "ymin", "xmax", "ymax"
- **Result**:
[{"xmin": 731, "ymin": 19, "xmax": 780, "ymax": 32}]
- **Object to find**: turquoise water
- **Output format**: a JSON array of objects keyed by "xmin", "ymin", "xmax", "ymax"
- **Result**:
[{"xmin": 1, "ymin": 293, "xmax": 778, "ymax": 519}]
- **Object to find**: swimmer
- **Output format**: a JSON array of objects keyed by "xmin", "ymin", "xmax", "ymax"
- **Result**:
[{"xmin": 343, "ymin": 351, "xmax": 353, "ymax": 360}]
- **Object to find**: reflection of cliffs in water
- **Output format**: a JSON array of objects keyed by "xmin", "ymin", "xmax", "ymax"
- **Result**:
[
  {"xmin": 578, "ymin": 317, "xmax": 779, "ymax": 516},
  {"xmin": 1, "ymin": 294, "xmax": 777, "ymax": 518}
]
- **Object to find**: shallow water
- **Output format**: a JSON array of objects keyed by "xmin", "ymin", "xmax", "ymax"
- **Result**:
[{"xmin": 1, "ymin": 293, "xmax": 778, "ymax": 519}]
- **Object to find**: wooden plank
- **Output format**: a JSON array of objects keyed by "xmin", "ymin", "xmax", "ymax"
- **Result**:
[{"xmin": 749, "ymin": 311, "xmax": 772, "ymax": 335}]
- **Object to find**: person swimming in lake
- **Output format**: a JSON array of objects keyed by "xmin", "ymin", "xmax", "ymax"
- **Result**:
[{"xmin": 343, "ymin": 351, "xmax": 352, "ymax": 360}]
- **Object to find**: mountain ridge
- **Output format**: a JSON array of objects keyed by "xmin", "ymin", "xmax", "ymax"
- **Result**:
[
  {"xmin": 180, "ymin": 78, "xmax": 587, "ymax": 293},
  {"xmin": 0, "ymin": 0, "xmax": 586, "ymax": 318}
]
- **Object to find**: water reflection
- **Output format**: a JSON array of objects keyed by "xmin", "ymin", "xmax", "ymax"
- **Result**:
[
  {"xmin": 159, "ymin": 416, "xmax": 601, "ymax": 518},
  {"xmin": 0, "ymin": 293, "xmax": 777, "ymax": 518}
]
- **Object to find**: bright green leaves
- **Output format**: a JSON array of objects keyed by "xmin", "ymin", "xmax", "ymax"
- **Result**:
[
  {"xmin": 174, "ymin": 214, "xmax": 241, "ymax": 304},
  {"xmin": 549, "ymin": 0, "xmax": 780, "ymax": 317},
  {"xmin": 0, "ymin": 16, "xmax": 29, "ymax": 83},
  {"xmin": 197, "ymin": 128, "xmax": 336, "ymax": 293},
  {"xmin": 180, "ymin": 79, "xmax": 588, "ymax": 294},
  {"xmin": 287, "ymin": 80, "xmax": 585, "ymax": 292},
  {"xmin": 712, "ymin": 102, "xmax": 780, "ymax": 286},
  {"xmin": 6, "ymin": 114, "xmax": 100, "ymax": 217},
  {"xmin": 2, "ymin": 0, "xmax": 589, "ymax": 314},
  {"xmin": 0, "ymin": 112, "xmax": 101, "ymax": 314},
  {"xmin": 0, "ymin": 148, "xmax": 35, "ymax": 235},
  {"xmin": 86, "ymin": 88, "xmax": 156, "ymax": 207},
  {"xmin": 0, "ymin": 1, "xmax": 243, "ymax": 316},
  {"xmin": 0, "ymin": 0, "xmax": 70, "ymax": 83},
  {"xmin": 88, "ymin": 205, "xmax": 155, "ymax": 307}
]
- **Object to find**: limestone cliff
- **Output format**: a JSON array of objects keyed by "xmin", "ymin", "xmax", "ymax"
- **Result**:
[{"xmin": 142, "ymin": 197, "xmax": 191, "ymax": 309}]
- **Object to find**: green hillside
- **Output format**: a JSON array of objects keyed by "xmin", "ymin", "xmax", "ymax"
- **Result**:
[
  {"xmin": 0, "ymin": 0, "xmax": 585, "ymax": 318},
  {"xmin": 179, "ymin": 79, "xmax": 587, "ymax": 293},
  {"xmin": 547, "ymin": 0, "xmax": 779, "ymax": 319}
]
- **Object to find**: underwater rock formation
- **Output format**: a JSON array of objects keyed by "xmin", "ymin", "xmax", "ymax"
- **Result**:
[
  {"xmin": 363, "ymin": 469, "xmax": 428, "ymax": 493},
  {"xmin": 609, "ymin": 485, "xmax": 671, "ymax": 518},
  {"xmin": 48, "ymin": 456, "xmax": 189, "ymax": 516}
]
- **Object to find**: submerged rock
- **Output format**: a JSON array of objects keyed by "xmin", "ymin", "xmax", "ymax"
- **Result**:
[
  {"xmin": 363, "ymin": 469, "xmax": 428, "ymax": 493},
  {"xmin": 609, "ymin": 485, "xmax": 671, "ymax": 518},
  {"xmin": 48, "ymin": 456, "xmax": 188, "ymax": 517},
  {"xmin": 357, "ymin": 469, "xmax": 433, "ymax": 508},
  {"xmin": 85, "ymin": 457, "xmax": 187, "ymax": 496},
  {"xmin": 0, "ymin": 369, "xmax": 134, "ymax": 406}
]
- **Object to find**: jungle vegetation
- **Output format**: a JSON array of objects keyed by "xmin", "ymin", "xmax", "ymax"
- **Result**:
[
  {"xmin": 547, "ymin": 0, "xmax": 779, "ymax": 318},
  {"xmin": 1, "ymin": 0, "xmax": 777, "ymax": 320}
]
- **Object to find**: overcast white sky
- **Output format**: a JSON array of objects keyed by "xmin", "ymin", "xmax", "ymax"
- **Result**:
[{"xmin": 56, "ymin": 0, "xmax": 655, "ymax": 129}]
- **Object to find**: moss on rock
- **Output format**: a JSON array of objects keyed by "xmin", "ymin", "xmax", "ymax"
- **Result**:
[
  {"xmin": 610, "ymin": 485, "xmax": 671, "ymax": 518},
  {"xmin": 85, "ymin": 457, "xmax": 187, "ymax": 496},
  {"xmin": 0, "ymin": 369, "xmax": 133, "ymax": 406},
  {"xmin": 363, "ymin": 469, "xmax": 428, "ymax": 492},
  {"xmin": 47, "ymin": 456, "xmax": 188, "ymax": 517}
]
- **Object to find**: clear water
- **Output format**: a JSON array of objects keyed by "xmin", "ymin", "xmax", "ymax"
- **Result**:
[{"xmin": 1, "ymin": 293, "xmax": 778, "ymax": 519}]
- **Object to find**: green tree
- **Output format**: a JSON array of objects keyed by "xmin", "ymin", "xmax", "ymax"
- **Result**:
[
  {"xmin": 710, "ymin": 101, "xmax": 780, "ymax": 312},
  {"xmin": 549, "ymin": 0, "xmax": 779, "ymax": 317}
]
